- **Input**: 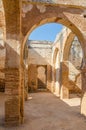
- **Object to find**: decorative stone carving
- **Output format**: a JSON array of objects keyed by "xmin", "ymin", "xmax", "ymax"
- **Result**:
[
  {"xmin": 36, "ymin": 5, "xmax": 46, "ymax": 13},
  {"xmin": 22, "ymin": 3, "xmax": 33, "ymax": 17}
]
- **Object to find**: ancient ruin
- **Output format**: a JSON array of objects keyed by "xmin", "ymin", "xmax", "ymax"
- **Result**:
[{"xmin": 0, "ymin": 0, "xmax": 86, "ymax": 129}]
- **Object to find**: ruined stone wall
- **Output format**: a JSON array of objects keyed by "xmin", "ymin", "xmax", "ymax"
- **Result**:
[
  {"xmin": 53, "ymin": 27, "xmax": 82, "ymax": 97},
  {"xmin": 28, "ymin": 40, "xmax": 52, "ymax": 65},
  {"xmin": 61, "ymin": 62, "xmax": 81, "ymax": 92},
  {"xmin": 51, "ymin": 27, "xmax": 71, "ymax": 96},
  {"xmin": 27, "ymin": 40, "xmax": 52, "ymax": 91},
  {"xmin": 0, "ymin": 0, "xmax": 85, "ymax": 126}
]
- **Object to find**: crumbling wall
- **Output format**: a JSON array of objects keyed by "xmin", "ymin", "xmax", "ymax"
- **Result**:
[{"xmin": 53, "ymin": 28, "xmax": 82, "ymax": 98}]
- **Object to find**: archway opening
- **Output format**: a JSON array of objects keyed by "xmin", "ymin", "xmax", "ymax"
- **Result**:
[
  {"xmin": 22, "ymin": 18, "xmax": 85, "ymax": 129},
  {"xmin": 27, "ymin": 23, "xmax": 63, "ymax": 93},
  {"xmin": 23, "ymin": 22, "xmax": 84, "ymax": 101},
  {"xmin": 68, "ymin": 36, "xmax": 83, "ymax": 98},
  {"xmin": 37, "ymin": 66, "xmax": 47, "ymax": 90}
]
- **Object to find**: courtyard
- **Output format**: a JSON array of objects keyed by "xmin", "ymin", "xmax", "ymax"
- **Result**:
[{"xmin": 0, "ymin": 92, "xmax": 86, "ymax": 130}]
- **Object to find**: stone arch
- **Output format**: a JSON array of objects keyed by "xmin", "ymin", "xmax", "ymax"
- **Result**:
[
  {"xmin": 21, "ymin": 8, "xmax": 85, "ymax": 94},
  {"xmin": 21, "ymin": 2, "xmax": 86, "ymax": 122},
  {"xmin": 63, "ymin": 32, "xmax": 75, "ymax": 61},
  {"xmin": 52, "ymin": 47, "xmax": 61, "ymax": 95},
  {"xmin": 21, "ymin": 4, "xmax": 86, "ymax": 65},
  {"xmin": 22, "ymin": 18, "xmax": 85, "ymax": 65},
  {"xmin": 62, "ymin": 31, "xmax": 83, "ymax": 68},
  {"xmin": 21, "ymin": 16, "xmax": 85, "ymax": 98}
]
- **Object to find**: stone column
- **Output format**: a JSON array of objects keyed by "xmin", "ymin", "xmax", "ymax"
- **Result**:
[
  {"xmin": 3, "ymin": 0, "xmax": 22, "ymax": 125},
  {"xmin": 5, "ymin": 39, "xmax": 21, "ymax": 126},
  {"xmin": 60, "ymin": 61, "xmax": 69, "ymax": 99},
  {"xmin": 60, "ymin": 86, "xmax": 69, "ymax": 99},
  {"xmin": 54, "ymin": 67, "xmax": 61, "ymax": 97},
  {"xmin": 47, "ymin": 65, "xmax": 52, "ymax": 91},
  {"xmin": 51, "ymin": 66, "xmax": 55, "ymax": 93},
  {"xmin": 5, "ymin": 68, "xmax": 20, "ymax": 125},
  {"xmin": 81, "ymin": 68, "xmax": 86, "ymax": 116},
  {"xmin": 24, "ymin": 67, "xmax": 28, "ymax": 101}
]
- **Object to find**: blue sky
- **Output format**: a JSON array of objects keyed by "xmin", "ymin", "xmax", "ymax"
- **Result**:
[{"xmin": 29, "ymin": 23, "xmax": 63, "ymax": 42}]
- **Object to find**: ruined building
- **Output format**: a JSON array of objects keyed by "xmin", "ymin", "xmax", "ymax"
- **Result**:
[{"xmin": 0, "ymin": 0, "xmax": 86, "ymax": 129}]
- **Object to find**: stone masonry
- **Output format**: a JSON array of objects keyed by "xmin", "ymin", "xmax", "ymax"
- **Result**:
[{"xmin": 0, "ymin": 0, "xmax": 86, "ymax": 126}]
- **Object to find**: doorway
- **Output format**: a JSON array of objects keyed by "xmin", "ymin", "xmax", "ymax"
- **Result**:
[{"xmin": 37, "ymin": 65, "xmax": 47, "ymax": 89}]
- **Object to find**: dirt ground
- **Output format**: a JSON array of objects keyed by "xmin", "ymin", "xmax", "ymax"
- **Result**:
[{"xmin": 0, "ymin": 92, "xmax": 86, "ymax": 130}]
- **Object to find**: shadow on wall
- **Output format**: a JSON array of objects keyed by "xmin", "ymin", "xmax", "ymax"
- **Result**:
[
  {"xmin": 0, "ymin": 42, "xmax": 20, "ymax": 125},
  {"xmin": 0, "ymin": 39, "xmax": 23, "ymax": 92},
  {"xmin": 4, "ymin": 42, "xmax": 20, "ymax": 95},
  {"xmin": 61, "ymin": 62, "xmax": 82, "ymax": 95},
  {"xmin": 28, "ymin": 64, "xmax": 51, "ymax": 92},
  {"xmin": 28, "ymin": 42, "xmax": 52, "ymax": 92},
  {"xmin": 37, "ymin": 65, "xmax": 47, "ymax": 89},
  {"xmin": 27, "ymin": 43, "xmax": 82, "ymax": 96}
]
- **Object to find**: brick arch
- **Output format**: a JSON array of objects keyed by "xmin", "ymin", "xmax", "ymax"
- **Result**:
[
  {"xmin": 22, "ymin": 7, "xmax": 85, "ymax": 65},
  {"xmin": 21, "ymin": 9, "xmax": 85, "ymax": 103},
  {"xmin": 22, "ymin": 19, "xmax": 84, "ymax": 63},
  {"xmin": 21, "ymin": 2, "xmax": 86, "ymax": 123}
]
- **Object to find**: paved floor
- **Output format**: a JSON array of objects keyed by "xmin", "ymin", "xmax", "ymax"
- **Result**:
[{"xmin": 0, "ymin": 92, "xmax": 86, "ymax": 130}]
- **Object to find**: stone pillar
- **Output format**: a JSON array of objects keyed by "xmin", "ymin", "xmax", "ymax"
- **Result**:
[
  {"xmin": 5, "ymin": 68, "xmax": 20, "ymax": 125},
  {"xmin": 60, "ymin": 86, "xmax": 69, "ymax": 99},
  {"xmin": 19, "ymin": 64, "xmax": 24, "ymax": 124},
  {"xmin": 3, "ymin": 0, "xmax": 23, "ymax": 125},
  {"xmin": 54, "ymin": 68, "xmax": 61, "ymax": 97},
  {"xmin": 47, "ymin": 65, "xmax": 52, "ymax": 91},
  {"xmin": 4, "ymin": 39, "xmax": 21, "ymax": 126},
  {"xmin": 61, "ymin": 61, "xmax": 69, "ymax": 99},
  {"xmin": 51, "ymin": 66, "xmax": 55, "ymax": 93},
  {"xmin": 81, "ymin": 68, "xmax": 86, "ymax": 116},
  {"xmin": 24, "ymin": 67, "xmax": 28, "ymax": 101}
]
